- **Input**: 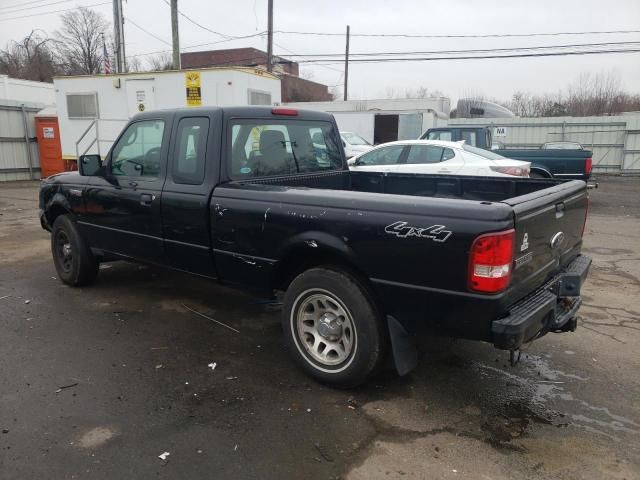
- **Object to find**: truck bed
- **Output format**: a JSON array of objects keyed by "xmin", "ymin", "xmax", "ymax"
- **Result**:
[{"xmin": 242, "ymin": 168, "xmax": 562, "ymax": 203}]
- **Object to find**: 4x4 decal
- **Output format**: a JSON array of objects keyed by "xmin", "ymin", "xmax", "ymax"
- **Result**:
[{"xmin": 384, "ymin": 221, "xmax": 452, "ymax": 242}]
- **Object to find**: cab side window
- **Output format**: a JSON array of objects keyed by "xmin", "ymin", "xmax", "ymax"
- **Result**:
[
  {"xmin": 461, "ymin": 130, "xmax": 477, "ymax": 146},
  {"xmin": 173, "ymin": 117, "xmax": 209, "ymax": 185},
  {"xmin": 427, "ymin": 130, "xmax": 452, "ymax": 141},
  {"xmin": 111, "ymin": 120, "xmax": 165, "ymax": 178}
]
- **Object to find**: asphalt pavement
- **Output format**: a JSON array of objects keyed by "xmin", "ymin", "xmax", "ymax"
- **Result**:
[{"xmin": 0, "ymin": 176, "xmax": 638, "ymax": 479}]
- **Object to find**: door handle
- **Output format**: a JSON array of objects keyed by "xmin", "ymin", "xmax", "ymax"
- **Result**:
[
  {"xmin": 140, "ymin": 193, "xmax": 154, "ymax": 206},
  {"xmin": 129, "ymin": 181, "xmax": 138, "ymax": 188}
]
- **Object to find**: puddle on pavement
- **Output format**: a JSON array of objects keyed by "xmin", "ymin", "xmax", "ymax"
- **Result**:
[{"xmin": 473, "ymin": 354, "xmax": 639, "ymax": 444}]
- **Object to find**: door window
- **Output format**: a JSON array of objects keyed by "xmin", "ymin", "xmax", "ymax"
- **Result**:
[
  {"xmin": 173, "ymin": 117, "xmax": 209, "ymax": 185},
  {"xmin": 111, "ymin": 120, "xmax": 165, "ymax": 178},
  {"xmin": 427, "ymin": 130, "xmax": 452, "ymax": 141},
  {"xmin": 357, "ymin": 145, "xmax": 406, "ymax": 166}
]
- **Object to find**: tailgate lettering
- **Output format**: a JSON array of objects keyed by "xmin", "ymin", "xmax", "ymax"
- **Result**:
[{"xmin": 385, "ymin": 221, "xmax": 452, "ymax": 243}]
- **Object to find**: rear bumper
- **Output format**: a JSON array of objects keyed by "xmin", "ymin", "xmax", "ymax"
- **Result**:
[{"xmin": 491, "ymin": 254, "xmax": 592, "ymax": 350}]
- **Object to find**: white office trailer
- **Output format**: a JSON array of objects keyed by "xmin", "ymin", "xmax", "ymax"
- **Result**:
[
  {"xmin": 53, "ymin": 67, "xmax": 281, "ymax": 160},
  {"xmin": 284, "ymin": 98, "xmax": 451, "ymax": 145},
  {"xmin": 0, "ymin": 75, "xmax": 56, "ymax": 181}
]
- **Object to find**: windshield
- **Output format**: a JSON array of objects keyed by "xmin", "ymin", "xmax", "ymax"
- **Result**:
[
  {"xmin": 462, "ymin": 143, "xmax": 506, "ymax": 160},
  {"xmin": 341, "ymin": 132, "xmax": 371, "ymax": 146}
]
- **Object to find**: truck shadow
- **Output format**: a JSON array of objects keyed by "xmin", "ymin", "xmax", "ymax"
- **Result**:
[{"xmin": 92, "ymin": 260, "xmax": 638, "ymax": 461}]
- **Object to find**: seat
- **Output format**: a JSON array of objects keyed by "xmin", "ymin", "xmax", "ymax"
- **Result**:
[{"xmin": 249, "ymin": 130, "xmax": 294, "ymax": 176}]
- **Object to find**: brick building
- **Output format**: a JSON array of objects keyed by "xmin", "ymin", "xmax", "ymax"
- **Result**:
[{"xmin": 181, "ymin": 48, "xmax": 332, "ymax": 102}]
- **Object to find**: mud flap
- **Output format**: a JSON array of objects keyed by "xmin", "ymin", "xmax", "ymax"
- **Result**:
[{"xmin": 387, "ymin": 315, "xmax": 418, "ymax": 376}]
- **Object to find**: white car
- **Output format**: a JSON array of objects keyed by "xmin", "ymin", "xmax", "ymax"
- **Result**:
[
  {"xmin": 340, "ymin": 131, "xmax": 373, "ymax": 158},
  {"xmin": 347, "ymin": 140, "xmax": 531, "ymax": 178}
]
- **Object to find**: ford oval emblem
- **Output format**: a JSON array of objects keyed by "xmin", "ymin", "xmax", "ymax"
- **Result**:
[{"xmin": 550, "ymin": 232, "xmax": 565, "ymax": 249}]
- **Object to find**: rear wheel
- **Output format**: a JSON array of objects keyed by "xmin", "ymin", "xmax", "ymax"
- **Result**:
[
  {"xmin": 282, "ymin": 267, "xmax": 385, "ymax": 388},
  {"xmin": 51, "ymin": 215, "xmax": 98, "ymax": 286}
]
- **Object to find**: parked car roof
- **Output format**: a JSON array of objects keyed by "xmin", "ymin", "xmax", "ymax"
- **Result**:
[{"xmin": 365, "ymin": 139, "xmax": 469, "ymax": 150}]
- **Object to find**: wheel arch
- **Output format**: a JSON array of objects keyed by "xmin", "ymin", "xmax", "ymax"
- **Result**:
[
  {"xmin": 45, "ymin": 195, "xmax": 74, "ymax": 227},
  {"xmin": 271, "ymin": 231, "xmax": 371, "ymax": 293},
  {"xmin": 530, "ymin": 165, "xmax": 554, "ymax": 178}
]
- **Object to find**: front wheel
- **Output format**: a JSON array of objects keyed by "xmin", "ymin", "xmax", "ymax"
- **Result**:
[
  {"xmin": 282, "ymin": 267, "xmax": 386, "ymax": 388},
  {"xmin": 51, "ymin": 215, "xmax": 98, "ymax": 286}
]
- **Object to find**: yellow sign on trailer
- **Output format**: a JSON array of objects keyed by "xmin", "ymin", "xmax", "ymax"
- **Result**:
[{"xmin": 185, "ymin": 71, "xmax": 202, "ymax": 106}]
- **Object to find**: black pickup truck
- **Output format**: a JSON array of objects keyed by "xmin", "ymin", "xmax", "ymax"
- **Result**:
[{"xmin": 40, "ymin": 107, "xmax": 591, "ymax": 387}]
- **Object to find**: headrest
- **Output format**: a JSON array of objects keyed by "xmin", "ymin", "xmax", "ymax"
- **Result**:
[{"xmin": 260, "ymin": 130, "xmax": 286, "ymax": 152}]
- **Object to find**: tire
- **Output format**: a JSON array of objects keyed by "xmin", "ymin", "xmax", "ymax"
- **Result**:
[
  {"xmin": 51, "ymin": 215, "xmax": 98, "ymax": 286},
  {"xmin": 282, "ymin": 267, "xmax": 385, "ymax": 388}
]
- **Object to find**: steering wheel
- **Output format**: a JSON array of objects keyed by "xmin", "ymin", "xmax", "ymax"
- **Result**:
[{"xmin": 145, "ymin": 147, "xmax": 161, "ymax": 162}]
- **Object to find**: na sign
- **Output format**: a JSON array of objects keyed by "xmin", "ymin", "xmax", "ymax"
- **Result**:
[{"xmin": 493, "ymin": 126, "xmax": 507, "ymax": 137}]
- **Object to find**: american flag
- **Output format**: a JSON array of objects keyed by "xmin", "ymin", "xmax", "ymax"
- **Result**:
[{"xmin": 102, "ymin": 36, "xmax": 112, "ymax": 74}]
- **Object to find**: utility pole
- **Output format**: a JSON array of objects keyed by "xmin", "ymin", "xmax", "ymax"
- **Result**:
[
  {"xmin": 266, "ymin": 0, "xmax": 273, "ymax": 72},
  {"xmin": 171, "ymin": 0, "xmax": 180, "ymax": 69},
  {"xmin": 343, "ymin": 25, "xmax": 350, "ymax": 101},
  {"xmin": 112, "ymin": 0, "xmax": 126, "ymax": 72}
]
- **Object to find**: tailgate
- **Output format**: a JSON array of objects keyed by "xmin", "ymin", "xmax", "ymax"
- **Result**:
[{"xmin": 503, "ymin": 180, "xmax": 588, "ymax": 302}]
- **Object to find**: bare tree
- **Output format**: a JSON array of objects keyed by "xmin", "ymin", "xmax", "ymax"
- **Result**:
[
  {"xmin": 55, "ymin": 7, "xmax": 110, "ymax": 75},
  {"xmin": 0, "ymin": 30, "xmax": 59, "ymax": 82},
  {"xmin": 126, "ymin": 56, "xmax": 143, "ymax": 73},
  {"xmin": 506, "ymin": 71, "xmax": 636, "ymax": 117},
  {"xmin": 147, "ymin": 52, "xmax": 173, "ymax": 71}
]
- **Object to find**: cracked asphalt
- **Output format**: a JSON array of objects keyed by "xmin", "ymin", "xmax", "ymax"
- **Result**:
[{"xmin": 1, "ymin": 176, "xmax": 639, "ymax": 480}]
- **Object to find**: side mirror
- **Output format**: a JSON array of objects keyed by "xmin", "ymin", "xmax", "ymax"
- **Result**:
[
  {"xmin": 347, "ymin": 157, "xmax": 356, "ymax": 166},
  {"xmin": 79, "ymin": 154, "xmax": 103, "ymax": 176}
]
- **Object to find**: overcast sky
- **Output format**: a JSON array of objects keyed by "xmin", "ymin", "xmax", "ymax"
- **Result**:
[{"xmin": 1, "ymin": 0, "xmax": 639, "ymax": 102}]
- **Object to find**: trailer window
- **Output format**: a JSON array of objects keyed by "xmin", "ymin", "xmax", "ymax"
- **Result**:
[
  {"xmin": 248, "ymin": 90, "xmax": 272, "ymax": 105},
  {"xmin": 229, "ymin": 120, "xmax": 343, "ymax": 178},
  {"xmin": 66, "ymin": 93, "xmax": 98, "ymax": 119}
]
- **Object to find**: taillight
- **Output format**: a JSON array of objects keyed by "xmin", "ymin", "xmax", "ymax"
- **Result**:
[
  {"xmin": 490, "ymin": 166, "xmax": 529, "ymax": 177},
  {"xmin": 272, "ymin": 107, "xmax": 298, "ymax": 116},
  {"xmin": 585, "ymin": 157, "xmax": 593, "ymax": 175},
  {"xmin": 469, "ymin": 229, "xmax": 515, "ymax": 293}
]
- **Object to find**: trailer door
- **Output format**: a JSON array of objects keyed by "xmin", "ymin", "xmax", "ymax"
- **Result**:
[
  {"xmin": 126, "ymin": 79, "xmax": 156, "ymax": 117},
  {"xmin": 397, "ymin": 113, "xmax": 423, "ymax": 140}
]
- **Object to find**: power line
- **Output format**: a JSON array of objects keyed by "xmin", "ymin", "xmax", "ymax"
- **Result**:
[
  {"xmin": 0, "ymin": 0, "xmax": 74, "ymax": 14},
  {"xmin": 158, "ymin": 0, "xmax": 264, "ymax": 42},
  {"xmin": 0, "ymin": 1, "xmax": 110, "ymax": 22},
  {"xmin": 276, "ymin": 41, "xmax": 640, "ymax": 59},
  {"xmin": 0, "ymin": 0, "xmax": 68, "ymax": 12},
  {"xmin": 291, "ymin": 48, "xmax": 640, "ymax": 65},
  {"xmin": 125, "ymin": 17, "xmax": 172, "ymax": 47},
  {"xmin": 273, "ymin": 41, "xmax": 343, "ymax": 74},
  {"xmin": 275, "ymin": 28, "xmax": 640, "ymax": 39},
  {"xmin": 127, "ymin": 32, "xmax": 268, "ymax": 59}
]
